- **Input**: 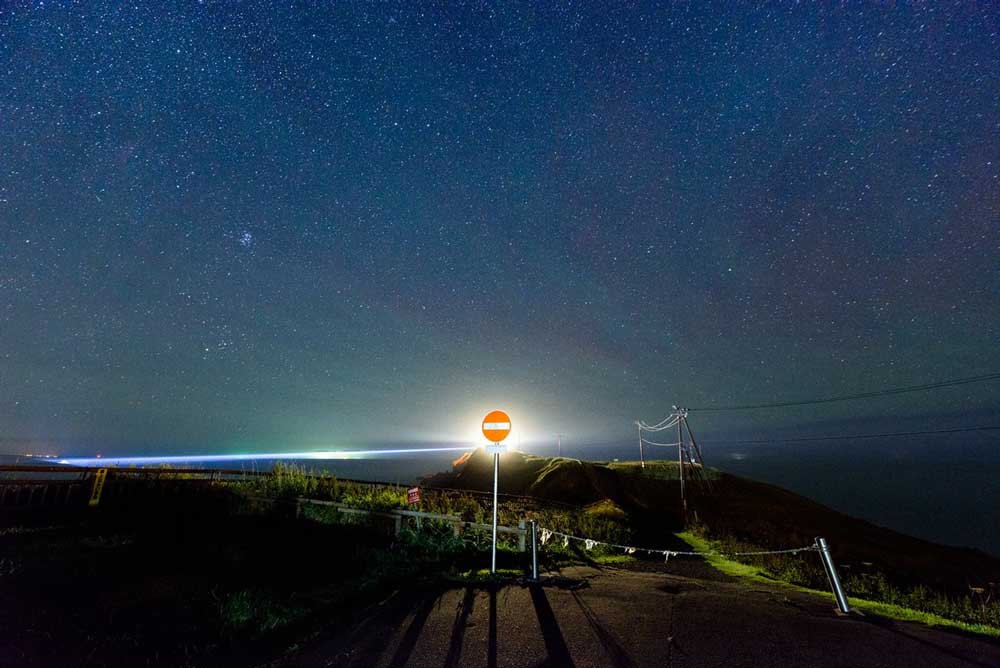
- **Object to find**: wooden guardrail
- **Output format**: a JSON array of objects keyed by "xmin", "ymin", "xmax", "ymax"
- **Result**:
[{"xmin": 295, "ymin": 498, "xmax": 528, "ymax": 551}]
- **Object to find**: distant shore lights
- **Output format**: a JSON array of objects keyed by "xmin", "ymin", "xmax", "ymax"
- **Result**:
[{"xmin": 52, "ymin": 446, "xmax": 473, "ymax": 468}]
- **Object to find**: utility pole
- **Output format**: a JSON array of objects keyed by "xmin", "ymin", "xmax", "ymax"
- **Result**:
[
  {"xmin": 637, "ymin": 422, "xmax": 645, "ymax": 469},
  {"xmin": 677, "ymin": 409, "xmax": 686, "ymax": 513},
  {"xmin": 639, "ymin": 407, "xmax": 709, "ymax": 511},
  {"xmin": 556, "ymin": 433, "xmax": 563, "ymax": 458}
]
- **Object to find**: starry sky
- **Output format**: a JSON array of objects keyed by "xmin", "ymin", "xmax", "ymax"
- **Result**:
[{"xmin": 1, "ymin": 1, "xmax": 998, "ymax": 457}]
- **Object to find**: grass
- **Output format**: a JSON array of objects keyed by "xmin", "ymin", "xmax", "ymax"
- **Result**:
[
  {"xmin": 218, "ymin": 589, "xmax": 307, "ymax": 633},
  {"xmin": 452, "ymin": 568, "xmax": 526, "ymax": 583},
  {"xmin": 253, "ymin": 464, "xmax": 642, "ymax": 586},
  {"xmin": 589, "ymin": 554, "xmax": 636, "ymax": 565},
  {"xmin": 237, "ymin": 460, "xmax": 1000, "ymax": 638},
  {"xmin": 608, "ymin": 460, "xmax": 722, "ymax": 481},
  {"xmin": 677, "ymin": 531, "xmax": 1000, "ymax": 639}
]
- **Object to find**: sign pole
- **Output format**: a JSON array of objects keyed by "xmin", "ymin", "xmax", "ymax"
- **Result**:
[
  {"xmin": 481, "ymin": 409, "xmax": 512, "ymax": 576},
  {"xmin": 491, "ymin": 449, "xmax": 500, "ymax": 573}
]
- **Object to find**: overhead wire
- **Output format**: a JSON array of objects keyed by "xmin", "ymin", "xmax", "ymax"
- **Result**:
[
  {"xmin": 702, "ymin": 424, "xmax": 1000, "ymax": 446},
  {"xmin": 640, "ymin": 438, "xmax": 681, "ymax": 447},
  {"xmin": 687, "ymin": 372, "xmax": 1000, "ymax": 412},
  {"xmin": 637, "ymin": 416, "xmax": 680, "ymax": 432}
]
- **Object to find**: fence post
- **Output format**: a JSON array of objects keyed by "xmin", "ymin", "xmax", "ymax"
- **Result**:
[
  {"xmin": 394, "ymin": 515, "xmax": 402, "ymax": 536},
  {"xmin": 530, "ymin": 520, "xmax": 539, "ymax": 581},
  {"xmin": 815, "ymin": 536, "xmax": 850, "ymax": 614},
  {"xmin": 518, "ymin": 519, "xmax": 526, "ymax": 552}
]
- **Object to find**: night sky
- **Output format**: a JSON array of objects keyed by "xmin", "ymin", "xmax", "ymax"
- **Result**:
[{"xmin": 2, "ymin": 2, "xmax": 998, "ymax": 457}]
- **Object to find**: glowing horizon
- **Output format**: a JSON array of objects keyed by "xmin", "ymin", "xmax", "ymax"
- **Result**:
[{"xmin": 55, "ymin": 445, "xmax": 475, "ymax": 467}]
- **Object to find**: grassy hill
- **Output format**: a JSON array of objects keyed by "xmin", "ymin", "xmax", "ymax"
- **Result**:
[{"xmin": 425, "ymin": 450, "xmax": 1000, "ymax": 597}]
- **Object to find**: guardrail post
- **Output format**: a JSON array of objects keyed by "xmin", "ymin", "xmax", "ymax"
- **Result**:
[
  {"xmin": 816, "ymin": 537, "xmax": 850, "ymax": 614},
  {"xmin": 518, "ymin": 519, "xmax": 526, "ymax": 552},
  {"xmin": 530, "ymin": 520, "xmax": 539, "ymax": 581}
]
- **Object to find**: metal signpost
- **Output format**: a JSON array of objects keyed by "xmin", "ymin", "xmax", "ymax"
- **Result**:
[
  {"xmin": 482, "ymin": 410, "xmax": 511, "ymax": 574},
  {"xmin": 88, "ymin": 468, "xmax": 108, "ymax": 507},
  {"xmin": 530, "ymin": 519, "xmax": 539, "ymax": 581}
]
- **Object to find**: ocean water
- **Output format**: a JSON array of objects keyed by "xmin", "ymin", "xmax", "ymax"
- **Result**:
[
  {"xmin": 524, "ymin": 429, "xmax": 1000, "ymax": 557},
  {"xmin": 701, "ymin": 438, "xmax": 1000, "ymax": 557}
]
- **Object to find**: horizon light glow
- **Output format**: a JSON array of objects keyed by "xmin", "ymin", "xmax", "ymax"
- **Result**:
[{"xmin": 55, "ymin": 446, "xmax": 474, "ymax": 468}]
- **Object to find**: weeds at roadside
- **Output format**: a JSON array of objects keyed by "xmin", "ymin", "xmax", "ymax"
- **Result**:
[
  {"xmin": 216, "ymin": 589, "xmax": 307, "ymax": 634},
  {"xmin": 683, "ymin": 527, "xmax": 1000, "ymax": 629}
]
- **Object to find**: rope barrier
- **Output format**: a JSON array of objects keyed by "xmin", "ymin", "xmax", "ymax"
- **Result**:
[{"xmin": 539, "ymin": 528, "xmax": 817, "ymax": 560}]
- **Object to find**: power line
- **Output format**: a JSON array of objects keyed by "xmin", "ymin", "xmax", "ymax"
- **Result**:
[
  {"xmin": 702, "ymin": 424, "xmax": 1000, "ymax": 446},
  {"xmin": 688, "ymin": 372, "xmax": 1000, "ymax": 412},
  {"xmin": 640, "ymin": 438, "xmax": 681, "ymax": 447},
  {"xmin": 637, "ymin": 416, "xmax": 680, "ymax": 432}
]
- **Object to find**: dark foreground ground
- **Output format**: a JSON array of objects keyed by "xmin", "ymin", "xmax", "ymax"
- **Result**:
[
  {"xmin": 274, "ymin": 565, "xmax": 1000, "ymax": 668},
  {"xmin": 4, "ymin": 477, "xmax": 999, "ymax": 667}
]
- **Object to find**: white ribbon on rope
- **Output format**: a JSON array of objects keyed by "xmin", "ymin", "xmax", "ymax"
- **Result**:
[{"xmin": 538, "ymin": 528, "xmax": 817, "ymax": 560}]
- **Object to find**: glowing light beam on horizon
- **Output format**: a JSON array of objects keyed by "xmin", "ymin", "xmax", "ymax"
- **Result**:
[{"xmin": 55, "ymin": 446, "xmax": 475, "ymax": 468}]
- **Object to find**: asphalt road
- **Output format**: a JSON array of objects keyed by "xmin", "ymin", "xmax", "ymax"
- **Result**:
[{"xmin": 276, "ymin": 565, "xmax": 1000, "ymax": 668}]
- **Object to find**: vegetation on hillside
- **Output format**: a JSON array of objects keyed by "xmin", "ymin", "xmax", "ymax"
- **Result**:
[
  {"xmin": 235, "ymin": 462, "xmax": 634, "ymax": 564},
  {"xmin": 426, "ymin": 450, "xmax": 1000, "ymax": 633},
  {"xmin": 5, "ymin": 454, "xmax": 998, "ymax": 666},
  {"xmin": 227, "ymin": 458, "xmax": 1000, "ymax": 632}
]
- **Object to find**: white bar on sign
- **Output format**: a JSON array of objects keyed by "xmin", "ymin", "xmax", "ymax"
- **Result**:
[{"xmin": 483, "ymin": 422, "xmax": 511, "ymax": 430}]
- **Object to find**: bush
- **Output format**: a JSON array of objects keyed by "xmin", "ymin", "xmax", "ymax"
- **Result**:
[
  {"xmin": 689, "ymin": 525, "xmax": 1000, "ymax": 628},
  {"xmin": 218, "ymin": 589, "xmax": 305, "ymax": 634}
]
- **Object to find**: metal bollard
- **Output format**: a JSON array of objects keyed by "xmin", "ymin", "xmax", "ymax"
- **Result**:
[
  {"xmin": 816, "ymin": 536, "xmax": 850, "ymax": 614},
  {"xmin": 530, "ymin": 520, "xmax": 539, "ymax": 581}
]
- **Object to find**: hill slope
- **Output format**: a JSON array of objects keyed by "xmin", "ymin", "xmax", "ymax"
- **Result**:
[{"xmin": 425, "ymin": 450, "xmax": 1000, "ymax": 594}]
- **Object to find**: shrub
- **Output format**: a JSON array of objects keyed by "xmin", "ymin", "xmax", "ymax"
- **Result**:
[
  {"xmin": 218, "ymin": 589, "xmax": 305, "ymax": 634},
  {"xmin": 688, "ymin": 525, "xmax": 1000, "ymax": 628}
]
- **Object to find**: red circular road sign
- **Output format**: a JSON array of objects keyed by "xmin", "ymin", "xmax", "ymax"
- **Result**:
[{"xmin": 481, "ymin": 410, "xmax": 512, "ymax": 443}]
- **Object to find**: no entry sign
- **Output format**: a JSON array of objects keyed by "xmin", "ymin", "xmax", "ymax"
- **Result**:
[
  {"xmin": 482, "ymin": 410, "xmax": 512, "ymax": 443},
  {"xmin": 481, "ymin": 409, "xmax": 511, "ymax": 574}
]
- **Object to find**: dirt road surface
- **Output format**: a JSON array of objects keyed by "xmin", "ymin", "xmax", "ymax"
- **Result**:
[{"xmin": 273, "ymin": 565, "xmax": 1000, "ymax": 668}]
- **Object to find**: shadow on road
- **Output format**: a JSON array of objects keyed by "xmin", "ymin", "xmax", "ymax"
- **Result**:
[
  {"xmin": 489, "ymin": 585, "xmax": 497, "ymax": 668},
  {"xmin": 387, "ymin": 592, "xmax": 441, "ymax": 668},
  {"xmin": 326, "ymin": 589, "xmax": 438, "ymax": 668},
  {"xmin": 443, "ymin": 587, "xmax": 476, "ymax": 668},
  {"xmin": 570, "ymin": 590, "xmax": 637, "ymax": 668},
  {"xmin": 860, "ymin": 614, "xmax": 999, "ymax": 668},
  {"xmin": 529, "ymin": 583, "xmax": 576, "ymax": 667}
]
